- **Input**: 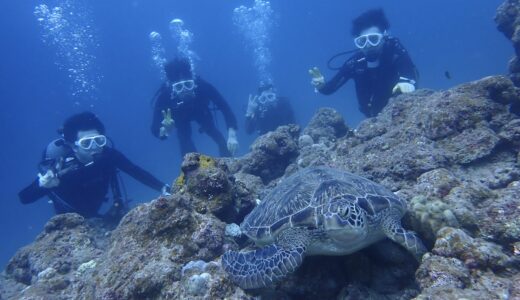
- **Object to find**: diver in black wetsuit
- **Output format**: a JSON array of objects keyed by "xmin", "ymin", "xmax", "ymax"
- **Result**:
[
  {"xmin": 19, "ymin": 112, "xmax": 169, "ymax": 219},
  {"xmin": 151, "ymin": 58, "xmax": 239, "ymax": 157},
  {"xmin": 309, "ymin": 9, "xmax": 418, "ymax": 118},
  {"xmin": 244, "ymin": 84, "xmax": 295, "ymax": 135}
]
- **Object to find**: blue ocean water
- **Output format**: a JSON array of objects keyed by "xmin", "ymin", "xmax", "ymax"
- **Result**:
[{"xmin": 0, "ymin": 0, "xmax": 510, "ymax": 268}]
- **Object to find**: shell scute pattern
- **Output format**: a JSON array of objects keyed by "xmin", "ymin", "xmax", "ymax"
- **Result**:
[
  {"xmin": 242, "ymin": 167, "xmax": 406, "ymax": 240},
  {"xmin": 243, "ymin": 172, "xmax": 318, "ymax": 232}
]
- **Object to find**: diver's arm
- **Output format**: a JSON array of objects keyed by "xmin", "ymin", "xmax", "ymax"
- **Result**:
[
  {"xmin": 201, "ymin": 80, "xmax": 238, "ymax": 130},
  {"xmin": 318, "ymin": 61, "xmax": 354, "ymax": 95},
  {"xmin": 244, "ymin": 116, "xmax": 255, "ymax": 135},
  {"xmin": 19, "ymin": 180, "xmax": 48, "ymax": 204},
  {"xmin": 109, "ymin": 148, "xmax": 165, "ymax": 192},
  {"xmin": 391, "ymin": 38, "xmax": 418, "ymax": 84}
]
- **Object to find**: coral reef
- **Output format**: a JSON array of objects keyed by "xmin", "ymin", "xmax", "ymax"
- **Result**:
[
  {"xmin": 2, "ymin": 74, "xmax": 520, "ymax": 299},
  {"xmin": 1, "ymin": 194, "xmax": 253, "ymax": 299},
  {"xmin": 240, "ymin": 124, "xmax": 300, "ymax": 183},
  {"xmin": 302, "ymin": 107, "xmax": 349, "ymax": 145},
  {"xmin": 2, "ymin": 74, "xmax": 518, "ymax": 300},
  {"xmin": 496, "ymin": 0, "xmax": 520, "ymax": 116},
  {"xmin": 175, "ymin": 153, "xmax": 255, "ymax": 222},
  {"xmin": 415, "ymin": 227, "xmax": 518, "ymax": 299}
]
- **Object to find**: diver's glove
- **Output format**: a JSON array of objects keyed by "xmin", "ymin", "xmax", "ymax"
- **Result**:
[
  {"xmin": 392, "ymin": 77, "xmax": 416, "ymax": 94},
  {"xmin": 245, "ymin": 94, "xmax": 258, "ymax": 117},
  {"xmin": 227, "ymin": 128, "xmax": 239, "ymax": 156},
  {"xmin": 161, "ymin": 184, "xmax": 171, "ymax": 196},
  {"xmin": 38, "ymin": 170, "xmax": 60, "ymax": 188},
  {"xmin": 159, "ymin": 108, "xmax": 174, "ymax": 138},
  {"xmin": 308, "ymin": 67, "xmax": 325, "ymax": 91}
]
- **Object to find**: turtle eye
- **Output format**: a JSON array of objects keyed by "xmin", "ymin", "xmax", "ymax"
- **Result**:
[{"xmin": 339, "ymin": 206, "xmax": 349, "ymax": 217}]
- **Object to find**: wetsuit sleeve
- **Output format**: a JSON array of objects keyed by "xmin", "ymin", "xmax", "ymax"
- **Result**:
[
  {"xmin": 151, "ymin": 85, "xmax": 170, "ymax": 140},
  {"xmin": 19, "ymin": 179, "xmax": 47, "ymax": 204},
  {"xmin": 202, "ymin": 80, "xmax": 238, "ymax": 130},
  {"xmin": 392, "ymin": 38, "xmax": 418, "ymax": 84},
  {"xmin": 245, "ymin": 116, "xmax": 255, "ymax": 135},
  {"xmin": 318, "ymin": 58, "xmax": 356, "ymax": 95},
  {"xmin": 110, "ymin": 148, "xmax": 165, "ymax": 192}
]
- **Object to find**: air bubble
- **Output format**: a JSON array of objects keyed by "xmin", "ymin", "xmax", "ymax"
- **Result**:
[
  {"xmin": 149, "ymin": 31, "xmax": 167, "ymax": 79},
  {"xmin": 233, "ymin": 0, "xmax": 275, "ymax": 86},
  {"xmin": 34, "ymin": 0, "xmax": 100, "ymax": 104}
]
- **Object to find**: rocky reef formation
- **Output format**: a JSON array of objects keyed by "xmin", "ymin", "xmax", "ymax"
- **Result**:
[
  {"xmin": 239, "ymin": 124, "xmax": 301, "ymax": 184},
  {"xmin": 496, "ymin": 0, "xmax": 520, "ymax": 116},
  {"xmin": 289, "ymin": 76, "xmax": 520, "ymax": 299},
  {"xmin": 0, "ymin": 153, "xmax": 257, "ymax": 299},
  {"xmin": 497, "ymin": 0, "xmax": 520, "ymax": 86},
  {"xmin": 2, "ymin": 74, "xmax": 519, "ymax": 300}
]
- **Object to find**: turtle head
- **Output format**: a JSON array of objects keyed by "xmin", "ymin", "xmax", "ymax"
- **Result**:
[{"xmin": 323, "ymin": 201, "xmax": 367, "ymax": 237}]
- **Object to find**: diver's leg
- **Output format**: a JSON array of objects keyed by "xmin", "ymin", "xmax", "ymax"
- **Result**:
[
  {"xmin": 176, "ymin": 121, "xmax": 196, "ymax": 156},
  {"xmin": 198, "ymin": 115, "xmax": 231, "ymax": 157},
  {"xmin": 209, "ymin": 128, "xmax": 231, "ymax": 157}
]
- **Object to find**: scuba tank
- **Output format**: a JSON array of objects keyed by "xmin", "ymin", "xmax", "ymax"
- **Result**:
[{"xmin": 38, "ymin": 138, "xmax": 77, "ymax": 177}]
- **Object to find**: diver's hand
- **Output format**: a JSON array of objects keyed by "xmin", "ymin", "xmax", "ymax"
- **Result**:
[
  {"xmin": 159, "ymin": 108, "xmax": 174, "ymax": 138},
  {"xmin": 392, "ymin": 82, "xmax": 415, "ymax": 94},
  {"xmin": 227, "ymin": 128, "xmax": 239, "ymax": 156},
  {"xmin": 38, "ymin": 170, "xmax": 60, "ymax": 188},
  {"xmin": 245, "ymin": 94, "xmax": 258, "ymax": 117},
  {"xmin": 308, "ymin": 67, "xmax": 325, "ymax": 90}
]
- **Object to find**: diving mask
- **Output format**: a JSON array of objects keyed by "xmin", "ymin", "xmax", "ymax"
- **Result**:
[
  {"xmin": 75, "ymin": 135, "xmax": 107, "ymax": 150},
  {"xmin": 257, "ymin": 91, "xmax": 277, "ymax": 105},
  {"xmin": 171, "ymin": 80, "xmax": 196, "ymax": 96},
  {"xmin": 354, "ymin": 33, "xmax": 384, "ymax": 49}
]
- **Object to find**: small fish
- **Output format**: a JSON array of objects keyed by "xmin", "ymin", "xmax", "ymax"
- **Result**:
[{"xmin": 444, "ymin": 71, "xmax": 452, "ymax": 79}]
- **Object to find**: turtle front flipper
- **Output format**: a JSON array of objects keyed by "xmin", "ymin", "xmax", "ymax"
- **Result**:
[
  {"xmin": 222, "ymin": 227, "xmax": 310, "ymax": 289},
  {"xmin": 382, "ymin": 210, "xmax": 427, "ymax": 261}
]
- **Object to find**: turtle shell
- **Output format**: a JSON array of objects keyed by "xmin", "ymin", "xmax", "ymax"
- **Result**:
[{"xmin": 241, "ymin": 167, "xmax": 405, "ymax": 243}]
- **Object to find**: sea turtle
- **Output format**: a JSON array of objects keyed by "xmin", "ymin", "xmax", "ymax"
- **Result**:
[{"xmin": 221, "ymin": 167, "xmax": 426, "ymax": 289}]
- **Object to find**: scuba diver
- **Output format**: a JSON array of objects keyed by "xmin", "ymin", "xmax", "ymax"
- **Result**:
[
  {"xmin": 245, "ymin": 84, "xmax": 295, "ymax": 135},
  {"xmin": 19, "ymin": 112, "xmax": 170, "ymax": 220},
  {"xmin": 309, "ymin": 8, "xmax": 418, "ymax": 118},
  {"xmin": 151, "ymin": 57, "xmax": 239, "ymax": 157}
]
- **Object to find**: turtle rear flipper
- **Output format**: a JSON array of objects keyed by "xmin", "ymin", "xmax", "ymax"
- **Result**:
[
  {"xmin": 382, "ymin": 210, "xmax": 427, "ymax": 260},
  {"xmin": 222, "ymin": 227, "xmax": 310, "ymax": 289}
]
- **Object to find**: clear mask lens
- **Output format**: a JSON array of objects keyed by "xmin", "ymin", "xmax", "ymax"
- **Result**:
[
  {"xmin": 354, "ymin": 36, "xmax": 367, "ymax": 48},
  {"xmin": 368, "ymin": 34, "xmax": 382, "ymax": 45}
]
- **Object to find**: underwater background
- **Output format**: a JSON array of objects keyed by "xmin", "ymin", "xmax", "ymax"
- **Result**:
[{"xmin": 0, "ymin": 0, "xmax": 511, "ymax": 269}]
